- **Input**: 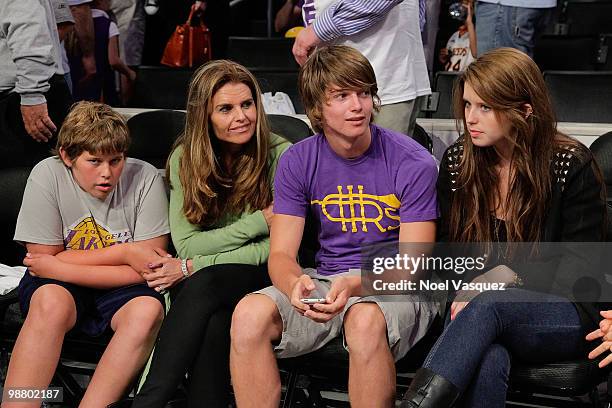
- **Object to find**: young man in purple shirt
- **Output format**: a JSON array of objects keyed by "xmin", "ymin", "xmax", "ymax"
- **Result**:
[{"xmin": 230, "ymin": 45, "xmax": 439, "ymax": 407}]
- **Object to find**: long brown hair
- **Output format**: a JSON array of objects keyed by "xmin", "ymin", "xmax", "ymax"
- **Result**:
[
  {"xmin": 167, "ymin": 60, "xmax": 272, "ymax": 226},
  {"xmin": 448, "ymin": 47, "xmax": 585, "ymax": 243}
]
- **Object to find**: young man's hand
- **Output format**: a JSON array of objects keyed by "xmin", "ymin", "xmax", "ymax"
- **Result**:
[
  {"xmin": 304, "ymin": 275, "xmax": 358, "ymax": 323},
  {"xmin": 289, "ymin": 274, "xmax": 317, "ymax": 314},
  {"xmin": 125, "ymin": 243, "xmax": 171, "ymax": 275},
  {"xmin": 23, "ymin": 253, "xmax": 65, "ymax": 279}
]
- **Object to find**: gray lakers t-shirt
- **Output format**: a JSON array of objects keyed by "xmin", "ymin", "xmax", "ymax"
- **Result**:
[{"xmin": 15, "ymin": 157, "xmax": 170, "ymax": 249}]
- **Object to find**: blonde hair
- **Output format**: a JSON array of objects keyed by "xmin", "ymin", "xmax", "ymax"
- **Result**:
[
  {"xmin": 298, "ymin": 45, "xmax": 380, "ymax": 133},
  {"xmin": 169, "ymin": 60, "xmax": 272, "ymax": 226},
  {"xmin": 54, "ymin": 101, "xmax": 130, "ymax": 161}
]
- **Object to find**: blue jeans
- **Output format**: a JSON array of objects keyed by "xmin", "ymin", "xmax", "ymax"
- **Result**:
[
  {"xmin": 475, "ymin": 2, "xmax": 554, "ymax": 57},
  {"xmin": 423, "ymin": 289, "xmax": 585, "ymax": 408}
]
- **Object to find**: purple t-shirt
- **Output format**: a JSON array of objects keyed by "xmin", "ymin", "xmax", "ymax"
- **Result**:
[{"xmin": 274, "ymin": 125, "xmax": 438, "ymax": 276}]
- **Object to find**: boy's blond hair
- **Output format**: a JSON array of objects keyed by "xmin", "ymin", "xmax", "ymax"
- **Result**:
[
  {"xmin": 54, "ymin": 101, "xmax": 130, "ymax": 160},
  {"xmin": 298, "ymin": 45, "xmax": 380, "ymax": 133}
]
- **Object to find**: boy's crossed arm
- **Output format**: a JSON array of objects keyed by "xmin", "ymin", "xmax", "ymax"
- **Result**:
[{"xmin": 23, "ymin": 235, "xmax": 170, "ymax": 289}]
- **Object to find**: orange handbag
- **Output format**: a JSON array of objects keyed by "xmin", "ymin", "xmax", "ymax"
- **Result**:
[{"xmin": 161, "ymin": 8, "xmax": 212, "ymax": 67}]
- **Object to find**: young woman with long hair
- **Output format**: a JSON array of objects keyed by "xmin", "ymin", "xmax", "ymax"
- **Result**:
[
  {"xmin": 132, "ymin": 60, "xmax": 290, "ymax": 407},
  {"xmin": 400, "ymin": 48, "xmax": 610, "ymax": 407}
]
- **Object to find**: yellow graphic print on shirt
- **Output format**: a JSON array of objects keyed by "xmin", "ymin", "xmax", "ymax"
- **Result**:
[
  {"xmin": 64, "ymin": 216, "xmax": 130, "ymax": 250},
  {"xmin": 311, "ymin": 185, "xmax": 400, "ymax": 233}
]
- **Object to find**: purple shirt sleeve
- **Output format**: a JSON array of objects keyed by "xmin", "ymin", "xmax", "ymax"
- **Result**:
[
  {"xmin": 312, "ymin": 0, "xmax": 404, "ymax": 42},
  {"xmin": 396, "ymin": 153, "xmax": 439, "ymax": 223},
  {"xmin": 273, "ymin": 147, "xmax": 309, "ymax": 218}
]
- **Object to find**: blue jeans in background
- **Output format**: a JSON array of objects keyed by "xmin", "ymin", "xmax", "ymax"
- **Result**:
[
  {"xmin": 475, "ymin": 2, "xmax": 554, "ymax": 57},
  {"xmin": 423, "ymin": 289, "xmax": 585, "ymax": 408}
]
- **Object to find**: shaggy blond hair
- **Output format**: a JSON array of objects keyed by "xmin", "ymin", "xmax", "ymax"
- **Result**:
[{"xmin": 298, "ymin": 45, "xmax": 380, "ymax": 133}]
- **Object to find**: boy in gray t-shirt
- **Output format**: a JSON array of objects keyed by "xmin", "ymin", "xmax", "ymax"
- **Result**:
[{"xmin": 5, "ymin": 102, "xmax": 171, "ymax": 406}]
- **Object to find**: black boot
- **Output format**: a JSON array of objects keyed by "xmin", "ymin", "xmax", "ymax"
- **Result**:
[{"xmin": 400, "ymin": 368, "xmax": 460, "ymax": 408}]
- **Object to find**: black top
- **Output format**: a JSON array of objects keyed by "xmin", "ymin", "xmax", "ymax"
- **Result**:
[{"xmin": 437, "ymin": 139, "xmax": 610, "ymax": 340}]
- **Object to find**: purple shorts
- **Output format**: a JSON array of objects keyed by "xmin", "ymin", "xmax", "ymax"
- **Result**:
[{"xmin": 18, "ymin": 271, "xmax": 165, "ymax": 337}]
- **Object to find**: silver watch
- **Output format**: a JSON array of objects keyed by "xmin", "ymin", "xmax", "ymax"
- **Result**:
[{"xmin": 181, "ymin": 258, "xmax": 189, "ymax": 278}]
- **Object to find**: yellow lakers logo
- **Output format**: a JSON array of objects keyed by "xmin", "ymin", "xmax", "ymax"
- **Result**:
[
  {"xmin": 64, "ymin": 217, "xmax": 117, "ymax": 250},
  {"xmin": 311, "ymin": 185, "xmax": 400, "ymax": 233}
]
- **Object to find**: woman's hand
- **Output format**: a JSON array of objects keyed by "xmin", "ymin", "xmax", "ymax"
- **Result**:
[
  {"xmin": 23, "ymin": 253, "xmax": 65, "ymax": 280},
  {"xmin": 586, "ymin": 310, "xmax": 612, "ymax": 367},
  {"xmin": 262, "ymin": 203, "xmax": 274, "ymax": 228},
  {"xmin": 125, "ymin": 243, "xmax": 171, "ymax": 276},
  {"xmin": 142, "ymin": 257, "xmax": 185, "ymax": 292}
]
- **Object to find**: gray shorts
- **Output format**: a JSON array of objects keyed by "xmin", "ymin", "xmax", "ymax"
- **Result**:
[{"xmin": 254, "ymin": 269, "xmax": 439, "ymax": 361}]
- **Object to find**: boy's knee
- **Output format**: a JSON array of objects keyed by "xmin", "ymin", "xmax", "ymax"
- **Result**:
[
  {"xmin": 231, "ymin": 295, "xmax": 280, "ymax": 350},
  {"xmin": 113, "ymin": 297, "xmax": 164, "ymax": 338},
  {"xmin": 28, "ymin": 285, "xmax": 77, "ymax": 331},
  {"xmin": 344, "ymin": 303, "xmax": 388, "ymax": 354}
]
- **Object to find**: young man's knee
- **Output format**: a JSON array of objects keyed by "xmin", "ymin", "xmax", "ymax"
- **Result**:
[
  {"xmin": 231, "ymin": 295, "xmax": 281, "ymax": 349},
  {"xmin": 28, "ymin": 285, "xmax": 77, "ymax": 331},
  {"xmin": 344, "ymin": 303, "xmax": 388, "ymax": 352},
  {"xmin": 113, "ymin": 296, "xmax": 164, "ymax": 338}
]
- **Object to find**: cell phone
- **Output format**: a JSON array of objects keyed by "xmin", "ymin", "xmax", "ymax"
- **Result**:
[{"xmin": 300, "ymin": 298, "xmax": 327, "ymax": 304}]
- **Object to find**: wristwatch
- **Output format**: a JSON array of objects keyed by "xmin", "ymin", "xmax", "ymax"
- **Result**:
[{"xmin": 181, "ymin": 258, "xmax": 189, "ymax": 278}]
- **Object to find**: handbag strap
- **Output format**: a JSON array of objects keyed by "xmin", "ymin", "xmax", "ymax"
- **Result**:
[{"xmin": 185, "ymin": 6, "xmax": 206, "ymax": 28}]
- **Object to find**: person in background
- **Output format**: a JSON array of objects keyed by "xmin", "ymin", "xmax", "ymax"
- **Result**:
[
  {"xmin": 110, "ymin": 0, "xmax": 146, "ymax": 104},
  {"xmin": 68, "ymin": 0, "xmax": 97, "ymax": 85},
  {"xmin": 51, "ymin": 0, "xmax": 75, "ymax": 94},
  {"xmin": 274, "ymin": 0, "xmax": 303, "ymax": 34},
  {"xmin": 0, "ymin": 0, "xmax": 72, "ymax": 168},
  {"xmin": 475, "ymin": 0, "xmax": 556, "ymax": 57},
  {"xmin": 68, "ymin": 0, "xmax": 136, "ymax": 105},
  {"xmin": 439, "ymin": 0, "xmax": 476, "ymax": 72}
]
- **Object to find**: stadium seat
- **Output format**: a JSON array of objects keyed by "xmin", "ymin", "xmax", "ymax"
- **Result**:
[
  {"xmin": 127, "ymin": 110, "xmax": 186, "ymax": 168},
  {"xmin": 128, "ymin": 66, "xmax": 195, "ymax": 110},
  {"xmin": 252, "ymin": 69, "xmax": 304, "ymax": 113},
  {"xmin": 555, "ymin": 0, "xmax": 612, "ymax": 37},
  {"xmin": 431, "ymin": 71, "xmax": 461, "ymax": 119},
  {"xmin": 589, "ymin": 131, "xmax": 612, "ymax": 238},
  {"xmin": 227, "ymin": 37, "xmax": 299, "ymax": 71},
  {"xmin": 544, "ymin": 71, "xmax": 612, "ymax": 123},
  {"xmin": 267, "ymin": 114, "xmax": 312, "ymax": 144},
  {"xmin": 534, "ymin": 35, "xmax": 599, "ymax": 71}
]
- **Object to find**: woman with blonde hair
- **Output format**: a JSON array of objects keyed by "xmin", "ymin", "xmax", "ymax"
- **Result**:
[
  {"xmin": 400, "ymin": 48, "xmax": 609, "ymax": 407},
  {"xmin": 132, "ymin": 60, "xmax": 291, "ymax": 407}
]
